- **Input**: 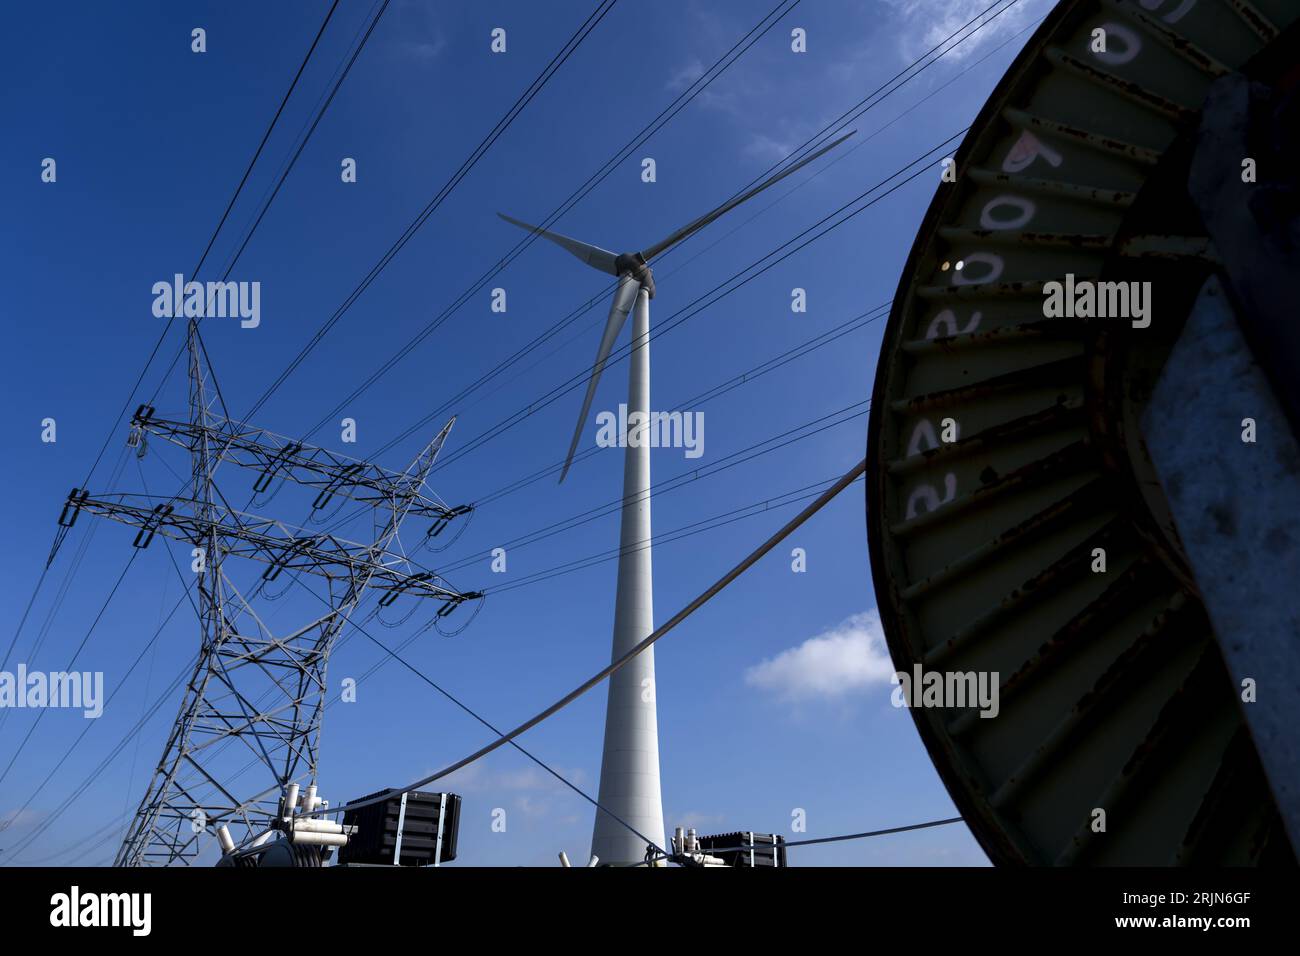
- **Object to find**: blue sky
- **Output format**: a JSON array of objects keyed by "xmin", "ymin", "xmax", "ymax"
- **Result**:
[{"xmin": 0, "ymin": 0, "xmax": 1058, "ymax": 866}]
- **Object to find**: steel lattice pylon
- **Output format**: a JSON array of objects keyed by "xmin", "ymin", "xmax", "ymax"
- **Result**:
[{"xmin": 53, "ymin": 321, "xmax": 477, "ymax": 866}]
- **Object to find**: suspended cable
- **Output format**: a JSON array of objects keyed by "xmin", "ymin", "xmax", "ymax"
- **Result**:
[
  {"xmin": 296, "ymin": 0, "xmax": 806, "ymax": 440},
  {"xmin": 439, "ymin": 398, "xmax": 872, "ymax": 579},
  {"xmin": 79, "ymin": 0, "xmax": 345, "ymax": 491},
  {"xmin": 470, "ymin": 301, "xmax": 892, "ymax": 507},
  {"xmin": 8, "ymin": 3, "xmax": 362, "ymax": 789},
  {"xmin": 0, "ymin": 551, "xmax": 141, "ymax": 788},
  {"xmin": 294, "ymin": 579, "xmax": 668, "ymax": 857},
  {"xmin": 421, "ymin": 129, "xmax": 966, "ymax": 474},
  {"xmin": 241, "ymin": 0, "xmax": 622, "ymax": 423},
  {"xmin": 285, "ymin": 455, "xmax": 866, "ymax": 829},
  {"xmin": 651, "ymin": 816, "xmax": 968, "ymax": 864},
  {"xmin": 485, "ymin": 472, "xmax": 865, "ymax": 597},
  {"xmin": 309, "ymin": 0, "xmax": 1019, "ymax": 452}
]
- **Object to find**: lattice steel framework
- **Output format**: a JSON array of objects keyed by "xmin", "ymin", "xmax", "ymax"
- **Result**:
[{"xmin": 53, "ymin": 321, "xmax": 477, "ymax": 866}]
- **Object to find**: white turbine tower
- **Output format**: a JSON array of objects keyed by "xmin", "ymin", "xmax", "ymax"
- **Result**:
[{"xmin": 500, "ymin": 131, "xmax": 851, "ymax": 865}]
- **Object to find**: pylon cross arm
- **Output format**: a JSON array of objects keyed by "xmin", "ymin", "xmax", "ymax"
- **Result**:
[
  {"xmin": 129, "ymin": 408, "xmax": 464, "ymax": 525},
  {"xmin": 65, "ymin": 491, "xmax": 474, "ymax": 604}
]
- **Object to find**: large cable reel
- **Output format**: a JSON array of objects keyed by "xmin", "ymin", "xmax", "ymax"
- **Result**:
[{"xmin": 867, "ymin": 0, "xmax": 1300, "ymax": 866}]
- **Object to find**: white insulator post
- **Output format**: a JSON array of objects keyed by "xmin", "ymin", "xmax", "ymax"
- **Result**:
[
  {"xmin": 289, "ymin": 831, "xmax": 349, "ymax": 847},
  {"xmin": 216, "ymin": 825, "xmax": 235, "ymax": 855},
  {"xmin": 283, "ymin": 783, "xmax": 300, "ymax": 816},
  {"xmin": 590, "ymin": 286, "xmax": 666, "ymax": 867},
  {"xmin": 558, "ymin": 851, "xmax": 572, "ymax": 868}
]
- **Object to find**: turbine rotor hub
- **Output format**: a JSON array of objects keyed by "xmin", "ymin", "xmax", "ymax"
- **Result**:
[{"xmin": 615, "ymin": 252, "xmax": 655, "ymax": 298}]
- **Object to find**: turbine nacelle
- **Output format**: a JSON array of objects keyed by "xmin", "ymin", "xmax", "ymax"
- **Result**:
[
  {"xmin": 498, "ymin": 129, "xmax": 854, "ymax": 481},
  {"xmin": 613, "ymin": 252, "xmax": 655, "ymax": 298}
]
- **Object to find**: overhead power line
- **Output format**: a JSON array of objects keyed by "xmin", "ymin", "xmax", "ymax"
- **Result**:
[
  {"xmin": 287, "ymin": 455, "xmax": 867, "ymax": 830},
  {"xmin": 292, "ymin": 577, "xmax": 668, "ymax": 858},
  {"xmin": 438, "ymin": 398, "xmax": 873, "ymax": 580},
  {"xmin": 631, "ymin": 816, "xmax": 967, "ymax": 865},
  {"xmin": 470, "ymin": 301, "xmax": 892, "ymax": 508},
  {"xmin": 15, "ymin": 2, "xmax": 1041, "ymax": 862},
  {"xmin": 145, "ymin": 0, "xmax": 399, "ymax": 408},
  {"xmin": 359, "ymin": 4, "xmax": 1037, "ymax": 508},
  {"xmin": 418, "ymin": 129, "xmax": 966, "ymax": 475},
  {"xmin": 316, "ymin": 0, "xmax": 1022, "ymax": 462},
  {"xmin": 31, "ymin": 2, "xmax": 626, "ymax": 828},
  {"xmin": 294, "ymin": 0, "xmax": 806, "ymax": 441},
  {"xmin": 4, "ymin": 1, "xmax": 369, "ymax": 781},
  {"xmin": 81, "ymin": 0, "xmax": 346, "ymax": 493},
  {"xmin": 0, "ymin": 551, "xmax": 141, "ymax": 788},
  {"xmin": 241, "ymin": 0, "xmax": 623, "ymax": 423},
  {"xmin": 0, "ymin": 572, "xmax": 194, "ymax": 837},
  {"xmin": 485, "ymin": 471, "xmax": 866, "ymax": 597}
]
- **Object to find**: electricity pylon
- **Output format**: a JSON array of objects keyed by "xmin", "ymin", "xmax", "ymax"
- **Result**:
[{"xmin": 54, "ymin": 320, "xmax": 477, "ymax": 866}]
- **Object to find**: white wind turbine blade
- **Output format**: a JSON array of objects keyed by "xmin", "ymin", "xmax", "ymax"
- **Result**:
[
  {"xmin": 497, "ymin": 212, "xmax": 620, "ymax": 275},
  {"xmin": 559, "ymin": 274, "xmax": 641, "ymax": 483},
  {"xmin": 639, "ymin": 130, "xmax": 855, "ymax": 261}
]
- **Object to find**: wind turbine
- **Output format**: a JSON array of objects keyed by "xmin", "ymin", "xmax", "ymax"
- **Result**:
[{"xmin": 499, "ymin": 131, "xmax": 852, "ymax": 866}]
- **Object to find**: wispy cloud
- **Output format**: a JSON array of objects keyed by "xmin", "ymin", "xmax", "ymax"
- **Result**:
[
  {"xmin": 393, "ymin": 0, "xmax": 447, "ymax": 64},
  {"xmin": 432, "ymin": 761, "xmax": 590, "ymax": 821},
  {"xmin": 0, "ymin": 807, "xmax": 42, "ymax": 830},
  {"xmin": 670, "ymin": 809, "xmax": 727, "ymax": 831},
  {"xmin": 400, "ymin": 38, "xmax": 447, "ymax": 62},
  {"xmin": 437, "ymin": 762, "xmax": 588, "ymax": 795},
  {"xmin": 744, "ymin": 610, "xmax": 896, "ymax": 703},
  {"xmin": 665, "ymin": 57, "xmax": 706, "ymax": 93},
  {"xmin": 742, "ymin": 130, "xmax": 800, "ymax": 162},
  {"xmin": 882, "ymin": 0, "xmax": 1038, "ymax": 63}
]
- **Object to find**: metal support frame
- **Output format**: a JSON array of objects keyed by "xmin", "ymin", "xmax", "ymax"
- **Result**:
[
  {"xmin": 392, "ymin": 792, "xmax": 409, "ymax": 865},
  {"xmin": 433, "ymin": 792, "xmax": 447, "ymax": 867},
  {"xmin": 70, "ymin": 320, "xmax": 483, "ymax": 867}
]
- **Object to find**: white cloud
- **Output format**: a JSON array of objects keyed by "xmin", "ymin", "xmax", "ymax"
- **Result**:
[
  {"xmin": 400, "ymin": 39, "xmax": 447, "ymax": 62},
  {"xmin": 435, "ymin": 761, "xmax": 588, "ymax": 796},
  {"xmin": 0, "ymin": 807, "xmax": 42, "ymax": 830},
  {"xmin": 427, "ymin": 760, "xmax": 591, "ymax": 823},
  {"xmin": 742, "ymin": 131, "xmax": 799, "ymax": 162},
  {"xmin": 393, "ymin": 0, "xmax": 447, "ymax": 63},
  {"xmin": 744, "ymin": 610, "xmax": 895, "ymax": 702},
  {"xmin": 883, "ymin": 0, "xmax": 1038, "ymax": 63},
  {"xmin": 672, "ymin": 810, "xmax": 726, "ymax": 831},
  {"xmin": 666, "ymin": 57, "xmax": 706, "ymax": 93}
]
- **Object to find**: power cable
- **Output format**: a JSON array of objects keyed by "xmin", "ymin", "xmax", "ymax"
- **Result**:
[
  {"xmin": 470, "ymin": 301, "xmax": 892, "ymax": 508},
  {"xmin": 485, "ymin": 472, "xmax": 866, "ymax": 598},
  {"xmin": 420, "ymin": 129, "xmax": 966, "ymax": 475},
  {"xmin": 288, "ymin": 455, "xmax": 866, "ymax": 827},
  {"xmin": 293, "ymin": 578, "xmax": 669, "ymax": 857},
  {"xmin": 4, "ymin": 0, "xmax": 363, "ymax": 779},
  {"xmin": 241, "ymin": 0, "xmax": 623, "ymax": 423},
  {"xmin": 311, "ymin": 0, "xmax": 1020, "ymax": 454},
  {"xmin": 81, "ymin": 0, "xmax": 345, "ymax": 491},
  {"xmin": 0, "ymin": 552, "xmax": 141, "ymax": 788},
  {"xmin": 646, "ymin": 816, "xmax": 967, "ymax": 865},
  {"xmin": 294, "ymin": 0, "xmax": 807, "ymax": 440},
  {"xmin": 438, "ymin": 398, "xmax": 873, "ymax": 580},
  {"xmin": 146, "ymin": 0, "xmax": 397, "ymax": 407}
]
